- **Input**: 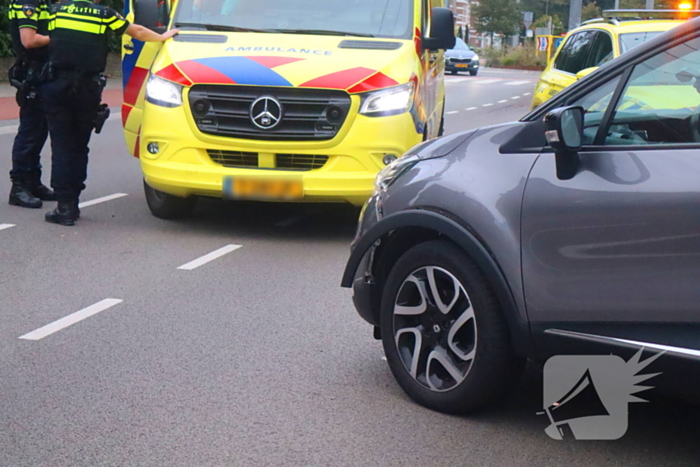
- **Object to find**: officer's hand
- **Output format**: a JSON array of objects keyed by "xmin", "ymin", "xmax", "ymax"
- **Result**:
[{"xmin": 162, "ymin": 29, "xmax": 180, "ymax": 40}]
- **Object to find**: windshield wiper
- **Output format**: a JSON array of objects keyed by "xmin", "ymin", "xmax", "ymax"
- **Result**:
[
  {"xmin": 174, "ymin": 23, "xmax": 275, "ymax": 33},
  {"xmin": 273, "ymin": 29, "xmax": 375, "ymax": 37}
]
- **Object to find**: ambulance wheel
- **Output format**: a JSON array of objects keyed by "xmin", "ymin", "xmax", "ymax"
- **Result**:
[{"xmin": 144, "ymin": 180, "xmax": 197, "ymax": 219}]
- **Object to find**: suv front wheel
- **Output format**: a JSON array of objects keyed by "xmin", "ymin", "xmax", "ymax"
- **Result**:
[{"xmin": 380, "ymin": 240, "xmax": 523, "ymax": 414}]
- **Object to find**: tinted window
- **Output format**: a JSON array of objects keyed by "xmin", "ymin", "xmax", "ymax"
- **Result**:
[
  {"xmin": 553, "ymin": 34, "xmax": 575, "ymax": 71},
  {"xmin": 174, "ymin": 0, "xmax": 414, "ymax": 39},
  {"xmin": 554, "ymin": 31, "xmax": 596, "ymax": 74},
  {"xmin": 619, "ymin": 31, "xmax": 664, "ymax": 54},
  {"xmin": 586, "ymin": 31, "xmax": 613, "ymax": 69},
  {"xmin": 605, "ymin": 36, "xmax": 700, "ymax": 145}
]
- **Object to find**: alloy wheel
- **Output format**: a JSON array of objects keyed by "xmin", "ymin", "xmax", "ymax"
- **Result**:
[{"xmin": 392, "ymin": 266, "xmax": 477, "ymax": 392}]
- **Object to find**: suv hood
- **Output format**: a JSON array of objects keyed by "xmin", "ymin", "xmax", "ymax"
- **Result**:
[{"xmin": 150, "ymin": 32, "xmax": 418, "ymax": 93}]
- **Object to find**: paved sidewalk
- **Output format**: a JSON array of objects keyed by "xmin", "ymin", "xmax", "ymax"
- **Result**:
[{"xmin": 0, "ymin": 79, "xmax": 123, "ymax": 121}]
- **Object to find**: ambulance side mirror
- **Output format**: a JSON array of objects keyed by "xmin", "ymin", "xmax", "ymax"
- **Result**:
[
  {"xmin": 423, "ymin": 8, "xmax": 456, "ymax": 51},
  {"xmin": 133, "ymin": 0, "xmax": 169, "ymax": 34}
]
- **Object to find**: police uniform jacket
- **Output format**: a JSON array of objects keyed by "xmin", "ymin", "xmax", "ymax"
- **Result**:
[
  {"xmin": 8, "ymin": 0, "xmax": 51, "ymax": 64},
  {"xmin": 48, "ymin": 0, "xmax": 130, "ymax": 74}
]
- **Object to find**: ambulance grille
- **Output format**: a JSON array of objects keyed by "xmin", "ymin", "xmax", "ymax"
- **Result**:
[
  {"xmin": 207, "ymin": 150, "xmax": 258, "ymax": 168},
  {"xmin": 188, "ymin": 85, "xmax": 352, "ymax": 141},
  {"xmin": 276, "ymin": 154, "xmax": 329, "ymax": 170}
]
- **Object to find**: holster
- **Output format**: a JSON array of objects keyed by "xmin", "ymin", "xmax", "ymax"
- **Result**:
[
  {"xmin": 93, "ymin": 103, "xmax": 110, "ymax": 134},
  {"xmin": 11, "ymin": 59, "xmax": 37, "ymax": 108}
]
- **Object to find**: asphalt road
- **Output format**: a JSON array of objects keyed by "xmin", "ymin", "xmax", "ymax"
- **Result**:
[{"xmin": 1, "ymin": 68, "xmax": 699, "ymax": 466}]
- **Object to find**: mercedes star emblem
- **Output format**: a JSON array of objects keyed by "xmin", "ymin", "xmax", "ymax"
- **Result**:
[{"xmin": 250, "ymin": 96, "xmax": 282, "ymax": 130}]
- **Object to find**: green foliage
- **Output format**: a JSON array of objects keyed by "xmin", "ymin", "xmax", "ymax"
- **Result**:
[
  {"xmin": 473, "ymin": 0, "xmax": 522, "ymax": 36},
  {"xmin": 581, "ymin": 2, "xmax": 602, "ymax": 21},
  {"xmin": 484, "ymin": 43, "xmax": 547, "ymax": 68},
  {"xmin": 531, "ymin": 14, "xmax": 565, "ymax": 35},
  {"xmin": 1, "ymin": 1, "xmax": 13, "ymax": 58}
]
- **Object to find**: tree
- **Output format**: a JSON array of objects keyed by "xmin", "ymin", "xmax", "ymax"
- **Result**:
[
  {"xmin": 581, "ymin": 1, "xmax": 602, "ymax": 21},
  {"xmin": 531, "ymin": 14, "xmax": 565, "ymax": 35},
  {"xmin": 457, "ymin": 25, "xmax": 464, "ymax": 40},
  {"xmin": 473, "ymin": 0, "xmax": 522, "ymax": 38}
]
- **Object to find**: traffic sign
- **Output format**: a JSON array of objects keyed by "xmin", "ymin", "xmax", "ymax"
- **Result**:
[
  {"xmin": 537, "ymin": 36, "xmax": 550, "ymax": 51},
  {"xmin": 523, "ymin": 11, "xmax": 534, "ymax": 29}
]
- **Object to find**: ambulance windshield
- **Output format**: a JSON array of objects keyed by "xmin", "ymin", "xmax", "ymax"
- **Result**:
[{"xmin": 173, "ymin": 0, "xmax": 414, "ymax": 39}]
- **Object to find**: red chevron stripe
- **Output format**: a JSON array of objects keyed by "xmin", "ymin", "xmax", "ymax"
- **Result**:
[
  {"xmin": 348, "ymin": 72, "xmax": 400, "ymax": 93},
  {"xmin": 176, "ymin": 60, "xmax": 236, "ymax": 84},
  {"xmin": 155, "ymin": 63, "xmax": 193, "ymax": 86},
  {"xmin": 299, "ymin": 67, "xmax": 376, "ymax": 90},
  {"xmin": 121, "ymin": 104, "xmax": 132, "ymax": 127},
  {"xmin": 246, "ymin": 56, "xmax": 304, "ymax": 68},
  {"xmin": 124, "ymin": 66, "xmax": 149, "ymax": 106}
]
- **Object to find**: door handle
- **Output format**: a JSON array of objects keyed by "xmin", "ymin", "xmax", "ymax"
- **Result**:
[{"xmin": 124, "ymin": 44, "xmax": 134, "ymax": 51}]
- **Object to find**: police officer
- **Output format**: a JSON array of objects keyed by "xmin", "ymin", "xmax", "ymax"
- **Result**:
[
  {"xmin": 43, "ymin": 0, "xmax": 178, "ymax": 226},
  {"xmin": 7, "ymin": 0, "xmax": 55, "ymax": 208}
]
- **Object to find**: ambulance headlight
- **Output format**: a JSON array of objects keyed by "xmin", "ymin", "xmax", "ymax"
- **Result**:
[
  {"xmin": 360, "ymin": 82, "xmax": 415, "ymax": 117},
  {"xmin": 146, "ymin": 74, "xmax": 183, "ymax": 108}
]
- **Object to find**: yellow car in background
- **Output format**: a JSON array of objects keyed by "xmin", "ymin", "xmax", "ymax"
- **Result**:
[{"xmin": 531, "ymin": 10, "xmax": 689, "ymax": 109}]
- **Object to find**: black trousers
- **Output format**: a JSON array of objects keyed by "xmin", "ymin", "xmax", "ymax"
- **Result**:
[
  {"xmin": 10, "ymin": 87, "xmax": 48, "ymax": 185},
  {"xmin": 42, "ymin": 74, "xmax": 101, "ymax": 201}
]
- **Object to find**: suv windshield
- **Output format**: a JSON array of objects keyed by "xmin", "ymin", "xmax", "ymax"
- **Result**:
[
  {"xmin": 619, "ymin": 31, "xmax": 664, "ymax": 53},
  {"xmin": 174, "ymin": 0, "xmax": 414, "ymax": 39}
]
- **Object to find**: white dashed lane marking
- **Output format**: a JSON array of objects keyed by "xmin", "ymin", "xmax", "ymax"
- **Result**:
[
  {"xmin": 177, "ymin": 244, "xmax": 242, "ymax": 270},
  {"xmin": 78, "ymin": 193, "xmax": 128, "ymax": 209},
  {"xmin": 445, "ymin": 111, "xmax": 459, "ymax": 115},
  {"xmin": 498, "ymin": 100, "xmax": 508, "ymax": 103},
  {"xmin": 466, "ymin": 107, "xmax": 477, "ymax": 111},
  {"xmin": 511, "ymin": 96, "xmax": 521, "ymax": 100},
  {"xmin": 19, "ymin": 298, "xmax": 123, "ymax": 341},
  {"xmin": 504, "ymin": 80, "xmax": 531, "ymax": 86},
  {"xmin": 483, "ymin": 103, "xmax": 493, "ymax": 107},
  {"xmin": 0, "ymin": 224, "xmax": 16, "ymax": 231}
]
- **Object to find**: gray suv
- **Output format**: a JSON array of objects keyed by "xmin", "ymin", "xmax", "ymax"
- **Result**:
[{"xmin": 342, "ymin": 18, "xmax": 700, "ymax": 414}]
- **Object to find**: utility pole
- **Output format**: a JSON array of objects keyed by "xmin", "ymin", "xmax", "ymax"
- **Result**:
[
  {"xmin": 645, "ymin": 0, "xmax": 654, "ymax": 9},
  {"xmin": 568, "ymin": 0, "xmax": 582, "ymax": 31}
]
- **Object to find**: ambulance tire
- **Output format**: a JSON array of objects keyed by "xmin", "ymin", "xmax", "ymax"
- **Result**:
[{"xmin": 144, "ymin": 180, "xmax": 197, "ymax": 219}]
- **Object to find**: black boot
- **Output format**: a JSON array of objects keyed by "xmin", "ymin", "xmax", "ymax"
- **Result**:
[
  {"xmin": 30, "ymin": 183, "xmax": 57, "ymax": 201},
  {"xmin": 72, "ymin": 199, "xmax": 80, "ymax": 219},
  {"xmin": 45, "ymin": 199, "xmax": 79, "ymax": 226},
  {"xmin": 9, "ymin": 183, "xmax": 42, "ymax": 208}
]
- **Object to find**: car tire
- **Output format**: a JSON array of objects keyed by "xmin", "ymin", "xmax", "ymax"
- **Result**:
[
  {"xmin": 437, "ymin": 100, "xmax": 445, "ymax": 137},
  {"xmin": 143, "ymin": 180, "xmax": 197, "ymax": 219},
  {"xmin": 379, "ymin": 240, "xmax": 523, "ymax": 414},
  {"xmin": 469, "ymin": 70, "xmax": 478, "ymax": 76},
  {"xmin": 450, "ymin": 70, "xmax": 458, "ymax": 75}
]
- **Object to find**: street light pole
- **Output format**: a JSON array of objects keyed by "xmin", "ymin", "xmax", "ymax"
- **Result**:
[{"xmin": 568, "ymin": 0, "xmax": 582, "ymax": 30}]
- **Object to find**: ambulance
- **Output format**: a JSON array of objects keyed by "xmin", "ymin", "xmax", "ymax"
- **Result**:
[{"xmin": 120, "ymin": 0, "xmax": 455, "ymax": 218}]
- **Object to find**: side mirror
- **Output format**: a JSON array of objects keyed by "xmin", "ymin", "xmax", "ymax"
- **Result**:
[
  {"xmin": 423, "ymin": 8, "xmax": 456, "ymax": 51},
  {"xmin": 133, "ymin": 0, "xmax": 168, "ymax": 34},
  {"xmin": 575, "ymin": 67, "xmax": 598, "ymax": 80},
  {"xmin": 544, "ymin": 106, "xmax": 584, "ymax": 180}
]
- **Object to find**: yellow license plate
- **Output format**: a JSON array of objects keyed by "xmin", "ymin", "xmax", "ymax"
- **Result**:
[
  {"xmin": 456, "ymin": 64, "xmax": 468, "ymax": 68},
  {"xmin": 224, "ymin": 176, "xmax": 303, "ymax": 200}
]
